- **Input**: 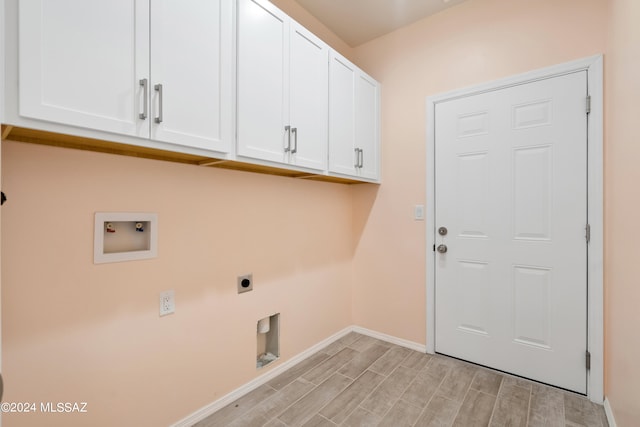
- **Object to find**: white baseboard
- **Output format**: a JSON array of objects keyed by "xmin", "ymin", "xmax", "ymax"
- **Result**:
[
  {"xmin": 170, "ymin": 326, "xmax": 353, "ymax": 427},
  {"xmin": 604, "ymin": 397, "xmax": 617, "ymax": 427},
  {"xmin": 351, "ymin": 326, "xmax": 427, "ymax": 353},
  {"xmin": 170, "ymin": 325, "xmax": 427, "ymax": 427}
]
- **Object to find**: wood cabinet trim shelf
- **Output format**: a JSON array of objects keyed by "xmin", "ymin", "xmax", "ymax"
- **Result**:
[{"xmin": 1, "ymin": 125, "xmax": 365, "ymax": 184}]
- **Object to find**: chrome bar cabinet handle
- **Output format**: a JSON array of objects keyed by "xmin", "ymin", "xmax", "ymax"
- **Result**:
[
  {"xmin": 139, "ymin": 78, "xmax": 148, "ymax": 120},
  {"xmin": 154, "ymin": 83, "xmax": 163, "ymax": 124},
  {"xmin": 284, "ymin": 125, "xmax": 291, "ymax": 152},
  {"xmin": 291, "ymin": 127, "xmax": 298, "ymax": 154}
]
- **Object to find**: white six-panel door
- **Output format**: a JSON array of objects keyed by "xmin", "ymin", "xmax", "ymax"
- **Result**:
[{"xmin": 434, "ymin": 71, "xmax": 588, "ymax": 393}]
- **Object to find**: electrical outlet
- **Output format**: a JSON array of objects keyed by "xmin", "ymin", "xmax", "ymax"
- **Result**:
[{"xmin": 159, "ymin": 290, "xmax": 175, "ymax": 316}]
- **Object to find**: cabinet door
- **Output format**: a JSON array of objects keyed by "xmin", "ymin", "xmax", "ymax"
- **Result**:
[
  {"xmin": 288, "ymin": 23, "xmax": 328, "ymax": 171},
  {"xmin": 356, "ymin": 73, "xmax": 380, "ymax": 180},
  {"xmin": 328, "ymin": 52, "xmax": 357, "ymax": 176},
  {"xmin": 237, "ymin": 0, "xmax": 289, "ymax": 163},
  {"xmin": 150, "ymin": 0, "xmax": 233, "ymax": 153},
  {"xmin": 19, "ymin": 0, "xmax": 150, "ymax": 137}
]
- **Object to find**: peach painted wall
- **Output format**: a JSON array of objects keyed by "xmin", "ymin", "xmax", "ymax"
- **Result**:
[
  {"xmin": 1, "ymin": 141, "xmax": 353, "ymax": 426},
  {"xmin": 605, "ymin": 0, "xmax": 640, "ymax": 424},
  {"xmin": 350, "ymin": 0, "xmax": 607, "ymax": 349},
  {"xmin": 5, "ymin": 0, "xmax": 639, "ymax": 425}
]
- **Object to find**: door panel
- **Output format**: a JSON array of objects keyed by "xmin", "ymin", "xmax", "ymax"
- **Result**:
[
  {"xmin": 150, "ymin": 0, "xmax": 233, "ymax": 152},
  {"xmin": 19, "ymin": 0, "xmax": 149, "ymax": 137},
  {"xmin": 237, "ymin": 0, "xmax": 289, "ymax": 163},
  {"xmin": 355, "ymin": 73, "xmax": 379, "ymax": 179},
  {"xmin": 435, "ymin": 71, "xmax": 588, "ymax": 393},
  {"xmin": 513, "ymin": 145, "xmax": 552, "ymax": 240},
  {"xmin": 328, "ymin": 52, "xmax": 356, "ymax": 176},
  {"xmin": 289, "ymin": 23, "xmax": 328, "ymax": 171},
  {"xmin": 513, "ymin": 265, "xmax": 552, "ymax": 349},
  {"xmin": 457, "ymin": 152, "xmax": 490, "ymax": 238},
  {"xmin": 456, "ymin": 260, "xmax": 491, "ymax": 336}
]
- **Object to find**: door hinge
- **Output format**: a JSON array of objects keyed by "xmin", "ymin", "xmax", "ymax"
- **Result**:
[
  {"xmin": 586, "ymin": 96, "xmax": 591, "ymax": 114},
  {"xmin": 585, "ymin": 224, "xmax": 591, "ymax": 244},
  {"xmin": 586, "ymin": 350, "xmax": 591, "ymax": 370}
]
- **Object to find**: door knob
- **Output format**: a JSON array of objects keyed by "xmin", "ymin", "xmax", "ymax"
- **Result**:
[
  {"xmin": 438, "ymin": 226, "xmax": 448, "ymax": 236},
  {"xmin": 437, "ymin": 244, "xmax": 448, "ymax": 253}
]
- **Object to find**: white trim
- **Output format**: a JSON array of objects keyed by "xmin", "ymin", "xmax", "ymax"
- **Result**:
[
  {"xmin": 586, "ymin": 55, "xmax": 604, "ymax": 404},
  {"xmin": 426, "ymin": 96, "xmax": 436, "ymax": 356},
  {"xmin": 425, "ymin": 55, "xmax": 604, "ymax": 402},
  {"xmin": 170, "ymin": 327, "xmax": 353, "ymax": 427},
  {"xmin": 352, "ymin": 326, "xmax": 426, "ymax": 353},
  {"xmin": 604, "ymin": 397, "xmax": 618, "ymax": 427},
  {"xmin": 170, "ymin": 325, "xmax": 427, "ymax": 426}
]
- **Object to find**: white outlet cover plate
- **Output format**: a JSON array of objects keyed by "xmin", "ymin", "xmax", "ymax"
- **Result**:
[{"xmin": 160, "ymin": 290, "xmax": 175, "ymax": 316}]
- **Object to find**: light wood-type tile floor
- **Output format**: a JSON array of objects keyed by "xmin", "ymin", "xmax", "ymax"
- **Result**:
[{"xmin": 193, "ymin": 333, "xmax": 607, "ymax": 427}]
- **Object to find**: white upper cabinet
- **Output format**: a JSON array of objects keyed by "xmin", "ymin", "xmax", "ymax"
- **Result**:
[
  {"xmin": 355, "ymin": 72, "xmax": 380, "ymax": 180},
  {"xmin": 328, "ymin": 53, "xmax": 357, "ymax": 177},
  {"xmin": 329, "ymin": 50, "xmax": 380, "ymax": 181},
  {"xmin": 150, "ymin": 0, "xmax": 234, "ymax": 152},
  {"xmin": 288, "ymin": 23, "xmax": 328, "ymax": 171},
  {"xmin": 19, "ymin": 0, "xmax": 150, "ymax": 138},
  {"xmin": 15, "ymin": 0, "xmax": 379, "ymax": 182},
  {"xmin": 18, "ymin": 0, "xmax": 234, "ymax": 153},
  {"xmin": 237, "ymin": 0, "xmax": 328, "ymax": 171},
  {"xmin": 237, "ymin": 0, "xmax": 288, "ymax": 164}
]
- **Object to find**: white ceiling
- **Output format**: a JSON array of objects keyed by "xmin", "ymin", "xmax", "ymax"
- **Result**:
[{"xmin": 294, "ymin": 0, "xmax": 469, "ymax": 47}]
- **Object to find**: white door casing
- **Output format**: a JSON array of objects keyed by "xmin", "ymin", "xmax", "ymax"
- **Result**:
[{"xmin": 426, "ymin": 56, "xmax": 604, "ymax": 402}]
